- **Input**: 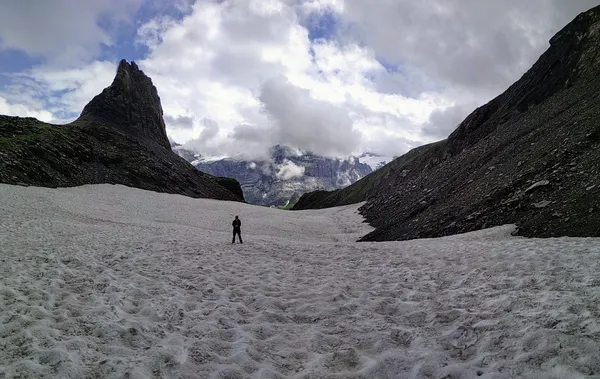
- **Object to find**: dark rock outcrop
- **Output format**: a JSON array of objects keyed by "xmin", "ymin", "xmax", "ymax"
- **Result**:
[
  {"xmin": 215, "ymin": 177, "xmax": 245, "ymax": 200},
  {"xmin": 294, "ymin": 5, "xmax": 600, "ymax": 241},
  {"xmin": 80, "ymin": 60, "xmax": 171, "ymax": 150},
  {"xmin": 0, "ymin": 60, "xmax": 244, "ymax": 202}
]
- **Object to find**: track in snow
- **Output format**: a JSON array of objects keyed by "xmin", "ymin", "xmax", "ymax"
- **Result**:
[{"xmin": 1, "ymin": 184, "xmax": 600, "ymax": 379}]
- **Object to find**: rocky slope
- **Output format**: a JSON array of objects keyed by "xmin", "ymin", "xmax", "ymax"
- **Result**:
[
  {"xmin": 292, "ymin": 142, "xmax": 438, "ymax": 210},
  {"xmin": 294, "ymin": 5, "xmax": 600, "ymax": 241},
  {"xmin": 0, "ymin": 60, "xmax": 244, "ymax": 202},
  {"xmin": 175, "ymin": 145, "xmax": 382, "ymax": 207}
]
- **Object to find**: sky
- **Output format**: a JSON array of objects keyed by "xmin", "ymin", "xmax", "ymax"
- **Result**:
[{"xmin": 1, "ymin": 0, "xmax": 599, "ymax": 159}]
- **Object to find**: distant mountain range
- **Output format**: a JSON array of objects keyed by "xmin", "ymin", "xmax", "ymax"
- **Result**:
[{"xmin": 172, "ymin": 143, "xmax": 392, "ymax": 207}]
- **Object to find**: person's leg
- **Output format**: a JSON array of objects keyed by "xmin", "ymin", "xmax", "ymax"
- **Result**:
[
  {"xmin": 232, "ymin": 230, "xmax": 236, "ymax": 243},
  {"xmin": 239, "ymin": 231, "xmax": 243, "ymax": 244}
]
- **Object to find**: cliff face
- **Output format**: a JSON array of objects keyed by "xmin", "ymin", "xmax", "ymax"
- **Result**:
[
  {"xmin": 0, "ymin": 60, "xmax": 244, "ymax": 202},
  {"xmin": 80, "ymin": 60, "xmax": 171, "ymax": 149},
  {"xmin": 294, "ymin": 5, "xmax": 600, "ymax": 241}
]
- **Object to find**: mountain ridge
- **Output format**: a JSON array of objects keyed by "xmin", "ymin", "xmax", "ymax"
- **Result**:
[
  {"xmin": 173, "ymin": 144, "xmax": 386, "ymax": 207},
  {"xmin": 0, "ymin": 60, "xmax": 244, "ymax": 202},
  {"xmin": 294, "ymin": 4, "xmax": 600, "ymax": 241}
]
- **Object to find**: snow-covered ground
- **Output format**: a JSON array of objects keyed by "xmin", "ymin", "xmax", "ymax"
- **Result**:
[
  {"xmin": 358, "ymin": 153, "xmax": 394, "ymax": 171},
  {"xmin": 1, "ymin": 184, "xmax": 600, "ymax": 379}
]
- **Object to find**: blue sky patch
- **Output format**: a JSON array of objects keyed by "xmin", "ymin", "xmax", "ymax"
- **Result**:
[
  {"xmin": 0, "ymin": 49, "xmax": 42, "ymax": 74},
  {"xmin": 96, "ymin": 1, "xmax": 192, "ymax": 65},
  {"xmin": 376, "ymin": 56, "xmax": 403, "ymax": 74},
  {"xmin": 0, "ymin": 50, "xmax": 42, "ymax": 93},
  {"xmin": 305, "ymin": 9, "xmax": 338, "ymax": 41}
]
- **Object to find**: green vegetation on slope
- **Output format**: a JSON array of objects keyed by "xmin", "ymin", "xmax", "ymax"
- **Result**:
[{"xmin": 0, "ymin": 115, "xmax": 244, "ymax": 201}]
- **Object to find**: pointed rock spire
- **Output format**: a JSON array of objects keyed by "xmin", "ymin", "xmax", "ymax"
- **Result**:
[{"xmin": 79, "ymin": 59, "xmax": 171, "ymax": 149}]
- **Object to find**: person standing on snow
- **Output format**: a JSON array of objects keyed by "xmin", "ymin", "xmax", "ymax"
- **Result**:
[{"xmin": 232, "ymin": 215, "xmax": 243, "ymax": 244}]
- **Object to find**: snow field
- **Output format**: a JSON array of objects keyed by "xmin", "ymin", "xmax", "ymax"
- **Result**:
[{"xmin": 1, "ymin": 184, "xmax": 600, "ymax": 378}]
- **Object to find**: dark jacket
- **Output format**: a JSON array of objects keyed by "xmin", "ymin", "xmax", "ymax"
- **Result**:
[{"xmin": 232, "ymin": 219, "xmax": 241, "ymax": 229}]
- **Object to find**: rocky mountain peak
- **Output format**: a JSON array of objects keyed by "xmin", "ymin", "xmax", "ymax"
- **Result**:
[
  {"xmin": 78, "ymin": 59, "xmax": 170, "ymax": 149},
  {"xmin": 1, "ymin": 58, "xmax": 244, "ymax": 202},
  {"xmin": 552, "ymin": 5, "xmax": 600, "ymax": 77},
  {"xmin": 445, "ymin": 5, "xmax": 600, "ymax": 157}
]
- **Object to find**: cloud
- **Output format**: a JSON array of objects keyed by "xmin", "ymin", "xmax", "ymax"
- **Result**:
[
  {"xmin": 421, "ymin": 102, "xmax": 480, "ymax": 140},
  {"xmin": 0, "ymin": 60, "xmax": 117, "ymax": 123},
  {"xmin": 0, "ymin": 0, "xmax": 143, "ymax": 64},
  {"xmin": 180, "ymin": 121, "xmax": 271, "ymax": 161},
  {"xmin": 260, "ymin": 163, "xmax": 273, "ymax": 176},
  {"xmin": 231, "ymin": 124, "xmax": 271, "ymax": 144},
  {"xmin": 259, "ymin": 76, "xmax": 362, "ymax": 156},
  {"xmin": 130, "ymin": 1, "xmax": 443, "ymax": 158},
  {"xmin": 359, "ymin": 132, "xmax": 419, "ymax": 159},
  {"xmin": 335, "ymin": 0, "xmax": 600, "ymax": 98},
  {"xmin": 199, "ymin": 118, "xmax": 219, "ymax": 140},
  {"xmin": 164, "ymin": 115, "xmax": 194, "ymax": 130},
  {"xmin": 0, "ymin": 96, "xmax": 54, "ymax": 122},
  {"xmin": 275, "ymin": 159, "xmax": 306, "ymax": 180},
  {"xmin": 2, "ymin": 0, "xmax": 599, "ymax": 161}
]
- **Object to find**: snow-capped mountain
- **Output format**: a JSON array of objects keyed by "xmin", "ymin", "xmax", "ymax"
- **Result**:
[
  {"xmin": 357, "ymin": 152, "xmax": 395, "ymax": 171},
  {"xmin": 173, "ymin": 145, "xmax": 379, "ymax": 207},
  {"xmin": 170, "ymin": 142, "xmax": 197, "ymax": 163}
]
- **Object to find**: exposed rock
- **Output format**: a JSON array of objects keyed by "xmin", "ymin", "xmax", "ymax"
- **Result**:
[
  {"xmin": 80, "ymin": 60, "xmax": 171, "ymax": 150},
  {"xmin": 0, "ymin": 60, "xmax": 244, "ymax": 202},
  {"xmin": 525, "ymin": 180, "xmax": 550, "ymax": 193},
  {"xmin": 533, "ymin": 201, "xmax": 552, "ymax": 209},
  {"xmin": 215, "ymin": 177, "xmax": 245, "ymax": 200},
  {"xmin": 293, "ymin": 5, "xmax": 600, "ymax": 241}
]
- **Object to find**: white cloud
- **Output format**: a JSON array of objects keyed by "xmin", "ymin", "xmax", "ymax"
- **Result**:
[
  {"xmin": 132, "ymin": 0, "xmax": 446, "ymax": 158},
  {"xmin": 0, "ymin": 96, "xmax": 54, "ymax": 122},
  {"xmin": 336, "ymin": 0, "xmax": 600, "ymax": 97},
  {"xmin": 276, "ymin": 159, "xmax": 306, "ymax": 180},
  {"xmin": 421, "ymin": 102, "xmax": 480, "ymax": 140},
  {"xmin": 2, "ymin": 0, "xmax": 599, "ymax": 160},
  {"xmin": 259, "ymin": 76, "xmax": 362, "ymax": 156},
  {"xmin": 30, "ymin": 61, "xmax": 118, "ymax": 115},
  {"xmin": 297, "ymin": 0, "xmax": 344, "ymax": 15},
  {"xmin": 0, "ymin": 0, "xmax": 143, "ymax": 64},
  {"xmin": 0, "ymin": 61, "xmax": 118, "ymax": 124}
]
